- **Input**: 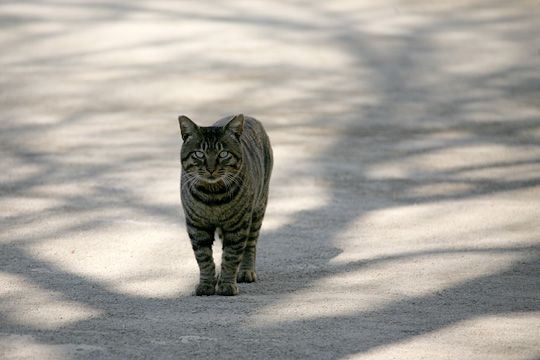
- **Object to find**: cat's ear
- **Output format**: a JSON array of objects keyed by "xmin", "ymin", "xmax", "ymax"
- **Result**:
[
  {"xmin": 178, "ymin": 115, "xmax": 198, "ymax": 141},
  {"xmin": 225, "ymin": 114, "xmax": 244, "ymax": 139}
]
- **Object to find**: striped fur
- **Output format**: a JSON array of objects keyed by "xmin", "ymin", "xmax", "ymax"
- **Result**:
[{"xmin": 178, "ymin": 114, "xmax": 273, "ymax": 296}]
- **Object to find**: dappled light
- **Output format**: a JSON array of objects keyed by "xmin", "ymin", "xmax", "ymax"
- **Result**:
[
  {"xmin": 1, "ymin": 0, "xmax": 539, "ymax": 359},
  {"xmin": 344, "ymin": 314, "xmax": 538, "ymax": 360},
  {"xmin": 1, "ymin": 273, "xmax": 102, "ymax": 329}
]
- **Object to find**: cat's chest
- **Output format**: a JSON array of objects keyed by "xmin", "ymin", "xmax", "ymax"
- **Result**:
[
  {"xmin": 203, "ymin": 202, "xmax": 234, "ymax": 222},
  {"xmin": 184, "ymin": 188, "xmax": 252, "ymax": 225}
]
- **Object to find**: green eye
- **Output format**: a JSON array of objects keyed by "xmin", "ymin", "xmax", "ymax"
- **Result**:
[
  {"xmin": 193, "ymin": 151, "xmax": 204, "ymax": 159},
  {"xmin": 218, "ymin": 151, "xmax": 229, "ymax": 158}
]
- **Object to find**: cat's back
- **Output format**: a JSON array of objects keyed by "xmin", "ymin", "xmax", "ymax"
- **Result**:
[{"xmin": 213, "ymin": 115, "xmax": 269, "ymax": 143}]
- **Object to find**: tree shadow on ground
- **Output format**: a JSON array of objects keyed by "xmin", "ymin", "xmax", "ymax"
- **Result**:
[{"xmin": 1, "ymin": 0, "xmax": 539, "ymax": 358}]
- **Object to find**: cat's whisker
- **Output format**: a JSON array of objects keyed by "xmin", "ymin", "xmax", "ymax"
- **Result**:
[
  {"xmin": 221, "ymin": 175, "xmax": 230, "ymax": 192},
  {"xmin": 227, "ymin": 174, "xmax": 243, "ymax": 189},
  {"xmin": 223, "ymin": 174, "xmax": 236, "ymax": 193},
  {"xmin": 184, "ymin": 174, "xmax": 200, "ymax": 194}
]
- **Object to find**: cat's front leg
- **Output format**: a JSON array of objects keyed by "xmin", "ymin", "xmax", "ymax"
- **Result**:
[
  {"xmin": 188, "ymin": 226, "xmax": 216, "ymax": 296},
  {"xmin": 217, "ymin": 226, "xmax": 249, "ymax": 296}
]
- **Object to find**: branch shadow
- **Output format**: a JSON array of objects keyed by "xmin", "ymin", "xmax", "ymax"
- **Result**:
[{"xmin": 1, "ymin": 0, "xmax": 539, "ymax": 358}]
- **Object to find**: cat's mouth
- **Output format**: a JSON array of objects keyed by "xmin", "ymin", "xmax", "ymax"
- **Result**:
[{"xmin": 202, "ymin": 175, "xmax": 222, "ymax": 183}]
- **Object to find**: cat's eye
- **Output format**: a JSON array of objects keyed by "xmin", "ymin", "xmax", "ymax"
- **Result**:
[
  {"xmin": 193, "ymin": 151, "xmax": 204, "ymax": 159},
  {"xmin": 218, "ymin": 151, "xmax": 230, "ymax": 159}
]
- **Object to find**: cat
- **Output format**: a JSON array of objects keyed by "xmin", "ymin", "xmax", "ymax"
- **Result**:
[{"xmin": 178, "ymin": 114, "xmax": 273, "ymax": 296}]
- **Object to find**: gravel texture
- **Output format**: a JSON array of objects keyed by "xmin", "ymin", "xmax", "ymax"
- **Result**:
[{"xmin": 1, "ymin": 1, "xmax": 539, "ymax": 359}]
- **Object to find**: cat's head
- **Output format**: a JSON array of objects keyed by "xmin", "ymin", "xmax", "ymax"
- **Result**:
[{"xmin": 178, "ymin": 114, "xmax": 244, "ymax": 184}]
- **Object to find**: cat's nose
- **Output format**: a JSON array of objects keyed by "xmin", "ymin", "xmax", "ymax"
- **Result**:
[{"xmin": 206, "ymin": 158, "xmax": 217, "ymax": 174}]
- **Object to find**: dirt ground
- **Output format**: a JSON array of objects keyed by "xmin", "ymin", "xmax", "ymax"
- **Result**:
[{"xmin": 1, "ymin": 1, "xmax": 539, "ymax": 359}]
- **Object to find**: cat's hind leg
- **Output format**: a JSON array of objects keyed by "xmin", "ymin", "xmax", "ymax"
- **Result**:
[{"xmin": 237, "ymin": 210, "xmax": 264, "ymax": 283}]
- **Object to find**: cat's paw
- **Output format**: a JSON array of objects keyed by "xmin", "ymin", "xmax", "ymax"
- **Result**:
[
  {"xmin": 237, "ymin": 270, "xmax": 257, "ymax": 283},
  {"xmin": 195, "ymin": 282, "xmax": 216, "ymax": 296},
  {"xmin": 216, "ymin": 282, "xmax": 239, "ymax": 296}
]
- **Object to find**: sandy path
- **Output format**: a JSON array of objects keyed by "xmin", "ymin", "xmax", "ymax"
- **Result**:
[{"xmin": 1, "ymin": 1, "xmax": 539, "ymax": 359}]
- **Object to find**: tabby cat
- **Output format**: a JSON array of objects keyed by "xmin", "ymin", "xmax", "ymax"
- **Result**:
[{"xmin": 178, "ymin": 114, "xmax": 273, "ymax": 296}]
